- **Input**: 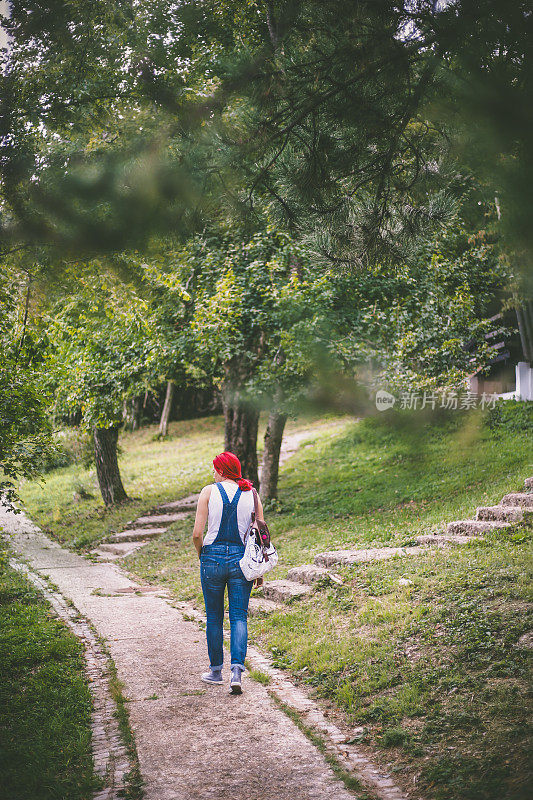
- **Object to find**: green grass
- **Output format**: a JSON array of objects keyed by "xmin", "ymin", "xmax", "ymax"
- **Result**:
[
  {"xmin": 18, "ymin": 402, "xmax": 533, "ymax": 800},
  {"xmin": 248, "ymin": 668, "xmax": 272, "ymax": 685},
  {"xmin": 251, "ymin": 535, "xmax": 532, "ymax": 798},
  {"xmin": 18, "ymin": 415, "xmax": 226, "ymax": 552},
  {"xmin": 0, "ymin": 551, "xmax": 102, "ymax": 800}
]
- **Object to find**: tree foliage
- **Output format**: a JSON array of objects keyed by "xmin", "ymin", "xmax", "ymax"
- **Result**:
[
  {"xmin": 333, "ymin": 215, "xmax": 515, "ymax": 394},
  {"xmin": 2, "ymin": 0, "xmax": 531, "ymax": 285},
  {"xmin": 0, "ymin": 259, "xmax": 53, "ymax": 504},
  {"xmin": 43, "ymin": 252, "xmax": 193, "ymax": 428}
]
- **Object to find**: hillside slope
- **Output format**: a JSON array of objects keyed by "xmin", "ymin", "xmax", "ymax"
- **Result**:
[{"xmin": 19, "ymin": 402, "xmax": 533, "ymax": 800}]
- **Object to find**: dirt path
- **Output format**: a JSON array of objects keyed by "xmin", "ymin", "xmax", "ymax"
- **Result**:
[
  {"xmin": 2, "ymin": 508, "xmax": 360, "ymax": 800},
  {"xmin": 276, "ymin": 420, "xmax": 352, "ymax": 470}
]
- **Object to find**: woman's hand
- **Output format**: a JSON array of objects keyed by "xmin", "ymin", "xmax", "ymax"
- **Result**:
[{"xmin": 254, "ymin": 576, "xmax": 264, "ymax": 589}]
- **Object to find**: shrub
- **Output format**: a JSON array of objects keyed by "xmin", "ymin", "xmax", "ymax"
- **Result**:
[
  {"xmin": 380, "ymin": 727, "xmax": 410, "ymax": 747},
  {"xmin": 484, "ymin": 400, "xmax": 533, "ymax": 433},
  {"xmin": 37, "ymin": 428, "xmax": 94, "ymax": 473}
]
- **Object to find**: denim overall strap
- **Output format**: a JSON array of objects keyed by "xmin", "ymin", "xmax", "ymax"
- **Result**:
[{"xmin": 212, "ymin": 483, "xmax": 243, "ymax": 546}]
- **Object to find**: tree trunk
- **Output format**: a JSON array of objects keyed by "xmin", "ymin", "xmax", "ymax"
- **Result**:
[
  {"xmin": 93, "ymin": 426, "xmax": 128, "ymax": 506},
  {"xmin": 131, "ymin": 395, "xmax": 143, "ymax": 431},
  {"xmin": 260, "ymin": 410, "xmax": 287, "ymax": 502},
  {"xmin": 122, "ymin": 398, "xmax": 129, "ymax": 427},
  {"xmin": 158, "ymin": 380, "xmax": 175, "ymax": 437},
  {"xmin": 223, "ymin": 401, "xmax": 260, "ymax": 488},
  {"xmin": 222, "ymin": 362, "xmax": 259, "ymax": 487}
]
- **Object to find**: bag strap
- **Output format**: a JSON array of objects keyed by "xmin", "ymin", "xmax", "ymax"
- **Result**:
[
  {"xmin": 243, "ymin": 488, "xmax": 259, "ymax": 546},
  {"xmin": 251, "ymin": 487, "xmax": 260, "ymax": 522}
]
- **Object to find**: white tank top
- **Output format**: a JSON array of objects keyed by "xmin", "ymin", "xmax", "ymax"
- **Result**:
[{"xmin": 203, "ymin": 480, "xmax": 255, "ymax": 545}]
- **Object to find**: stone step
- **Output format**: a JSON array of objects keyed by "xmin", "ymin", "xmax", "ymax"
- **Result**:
[
  {"xmin": 314, "ymin": 546, "xmax": 422, "ymax": 568},
  {"xmin": 108, "ymin": 528, "xmax": 167, "ymax": 543},
  {"xmin": 247, "ymin": 596, "xmax": 283, "ymax": 616},
  {"xmin": 259, "ymin": 579, "xmax": 312, "ymax": 603},
  {"xmin": 92, "ymin": 542, "xmax": 148, "ymax": 557},
  {"xmin": 156, "ymin": 494, "xmax": 199, "ymax": 512},
  {"xmin": 416, "ymin": 534, "xmax": 483, "ymax": 546},
  {"xmin": 89, "ymin": 548, "xmax": 123, "ymax": 561},
  {"xmin": 525, "ymin": 477, "xmax": 533, "ymax": 490},
  {"xmin": 501, "ymin": 492, "xmax": 533, "ymax": 508},
  {"xmin": 446, "ymin": 519, "xmax": 511, "ymax": 535},
  {"xmin": 287, "ymin": 564, "xmax": 343, "ymax": 585},
  {"xmin": 475, "ymin": 505, "xmax": 525, "ymax": 522},
  {"xmin": 132, "ymin": 512, "xmax": 189, "ymax": 526}
]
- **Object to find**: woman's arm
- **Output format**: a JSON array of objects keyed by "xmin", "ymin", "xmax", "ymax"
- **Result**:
[{"xmin": 192, "ymin": 486, "xmax": 211, "ymax": 557}]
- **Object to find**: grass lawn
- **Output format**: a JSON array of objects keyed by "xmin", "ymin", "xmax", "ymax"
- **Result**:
[
  {"xmin": 18, "ymin": 402, "xmax": 533, "ymax": 800},
  {"xmin": 0, "ymin": 550, "xmax": 102, "ymax": 800}
]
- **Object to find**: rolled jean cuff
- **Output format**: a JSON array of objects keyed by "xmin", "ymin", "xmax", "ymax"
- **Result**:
[
  {"xmin": 210, "ymin": 664, "xmax": 223, "ymax": 671},
  {"xmin": 231, "ymin": 662, "xmax": 246, "ymax": 671}
]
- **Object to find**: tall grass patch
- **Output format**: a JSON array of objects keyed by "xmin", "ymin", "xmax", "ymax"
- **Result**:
[{"xmin": 0, "ymin": 550, "xmax": 101, "ymax": 799}]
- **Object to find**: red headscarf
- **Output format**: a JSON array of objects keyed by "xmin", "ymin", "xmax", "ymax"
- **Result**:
[{"xmin": 213, "ymin": 452, "xmax": 253, "ymax": 491}]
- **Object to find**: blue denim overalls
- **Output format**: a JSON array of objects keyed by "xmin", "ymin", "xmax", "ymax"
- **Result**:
[{"xmin": 200, "ymin": 483, "xmax": 254, "ymax": 671}]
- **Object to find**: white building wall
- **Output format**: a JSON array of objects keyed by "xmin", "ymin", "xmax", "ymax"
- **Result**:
[{"xmin": 516, "ymin": 362, "xmax": 533, "ymax": 401}]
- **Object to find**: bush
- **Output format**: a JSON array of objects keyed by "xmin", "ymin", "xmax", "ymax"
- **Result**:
[
  {"xmin": 380, "ymin": 727, "xmax": 410, "ymax": 747},
  {"xmin": 38, "ymin": 429, "xmax": 94, "ymax": 473},
  {"xmin": 484, "ymin": 400, "xmax": 533, "ymax": 433}
]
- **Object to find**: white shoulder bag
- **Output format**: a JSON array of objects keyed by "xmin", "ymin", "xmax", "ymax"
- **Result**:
[{"xmin": 239, "ymin": 488, "xmax": 278, "ymax": 581}]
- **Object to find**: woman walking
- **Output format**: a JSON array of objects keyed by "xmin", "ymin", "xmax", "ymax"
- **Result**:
[{"xmin": 192, "ymin": 451, "xmax": 264, "ymax": 694}]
